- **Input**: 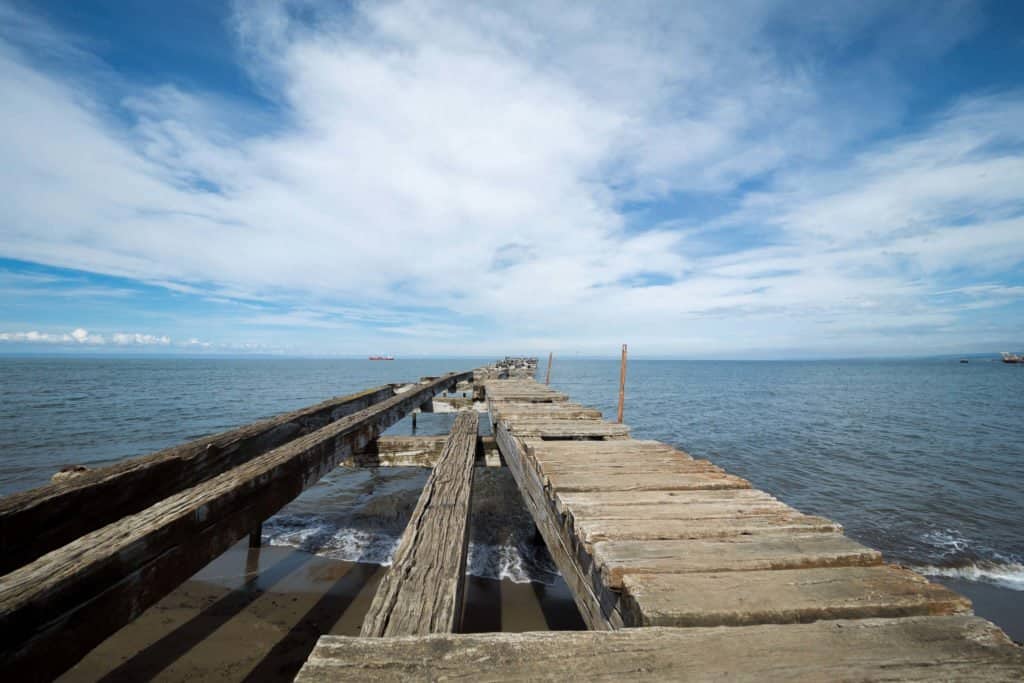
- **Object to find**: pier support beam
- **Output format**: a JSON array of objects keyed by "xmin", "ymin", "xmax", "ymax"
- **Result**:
[
  {"xmin": 0, "ymin": 384, "xmax": 397, "ymax": 574},
  {"xmin": 360, "ymin": 411, "xmax": 479, "ymax": 637},
  {"xmin": 0, "ymin": 371, "xmax": 472, "ymax": 681},
  {"xmin": 248, "ymin": 522, "xmax": 262, "ymax": 548}
]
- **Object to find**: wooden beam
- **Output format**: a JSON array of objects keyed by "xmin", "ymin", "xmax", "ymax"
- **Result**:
[
  {"xmin": 0, "ymin": 384, "xmax": 397, "ymax": 574},
  {"xmin": 494, "ymin": 421, "xmax": 616, "ymax": 630},
  {"xmin": 349, "ymin": 435, "xmax": 449, "ymax": 467},
  {"xmin": 295, "ymin": 616, "xmax": 1024, "ymax": 681},
  {"xmin": 618, "ymin": 566, "xmax": 972, "ymax": 627},
  {"xmin": 360, "ymin": 411, "xmax": 479, "ymax": 637},
  {"xmin": 0, "ymin": 371, "xmax": 472, "ymax": 681},
  {"xmin": 347, "ymin": 435, "xmax": 501, "ymax": 468}
]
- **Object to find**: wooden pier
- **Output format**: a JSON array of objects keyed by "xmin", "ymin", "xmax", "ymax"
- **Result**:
[
  {"xmin": 1, "ymin": 363, "xmax": 1022, "ymax": 681},
  {"xmin": 304, "ymin": 374, "xmax": 1023, "ymax": 680}
]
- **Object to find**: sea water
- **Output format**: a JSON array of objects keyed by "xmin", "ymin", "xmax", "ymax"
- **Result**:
[{"xmin": 2, "ymin": 357, "xmax": 1022, "ymax": 618}]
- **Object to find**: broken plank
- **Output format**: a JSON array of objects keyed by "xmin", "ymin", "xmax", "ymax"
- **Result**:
[
  {"xmin": 295, "ymin": 616, "xmax": 1024, "ymax": 682},
  {"xmin": 592, "ymin": 533, "xmax": 883, "ymax": 588},
  {"xmin": 0, "ymin": 384, "xmax": 397, "ymax": 574},
  {"xmin": 361, "ymin": 411, "xmax": 478, "ymax": 637},
  {"xmin": 0, "ymin": 371, "xmax": 472, "ymax": 682},
  {"xmin": 619, "ymin": 566, "xmax": 972, "ymax": 627}
]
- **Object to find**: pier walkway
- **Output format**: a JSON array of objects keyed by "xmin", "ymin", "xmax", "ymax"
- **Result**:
[{"xmin": 299, "ymin": 375, "xmax": 1024, "ymax": 681}]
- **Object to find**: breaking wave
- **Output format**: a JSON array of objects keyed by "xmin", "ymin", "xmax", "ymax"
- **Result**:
[
  {"xmin": 262, "ymin": 468, "xmax": 559, "ymax": 584},
  {"xmin": 913, "ymin": 562, "xmax": 1024, "ymax": 591},
  {"xmin": 908, "ymin": 528, "xmax": 1024, "ymax": 590}
]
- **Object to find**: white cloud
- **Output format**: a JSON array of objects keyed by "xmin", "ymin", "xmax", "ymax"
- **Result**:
[
  {"xmin": 0, "ymin": 1, "xmax": 1020, "ymax": 356},
  {"xmin": 111, "ymin": 332, "xmax": 171, "ymax": 345},
  {"xmin": 0, "ymin": 328, "xmax": 179, "ymax": 346},
  {"xmin": 0, "ymin": 328, "xmax": 104, "ymax": 344}
]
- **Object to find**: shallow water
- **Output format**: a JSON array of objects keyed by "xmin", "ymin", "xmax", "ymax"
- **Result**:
[{"xmin": 2, "ymin": 356, "xmax": 1022, "ymax": 594}]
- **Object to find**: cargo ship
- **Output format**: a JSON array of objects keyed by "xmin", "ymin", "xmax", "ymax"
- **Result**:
[
  {"xmin": 369, "ymin": 355, "xmax": 395, "ymax": 361},
  {"xmin": 1000, "ymin": 352, "xmax": 1021, "ymax": 364}
]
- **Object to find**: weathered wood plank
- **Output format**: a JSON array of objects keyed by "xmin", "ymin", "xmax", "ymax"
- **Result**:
[
  {"xmin": 360, "ymin": 412, "xmax": 478, "ymax": 637},
  {"xmin": 560, "ymin": 500, "xmax": 799, "ymax": 521},
  {"xmin": 504, "ymin": 419, "xmax": 631, "ymax": 439},
  {"xmin": 349, "ymin": 435, "xmax": 449, "ymax": 467},
  {"xmin": 0, "ymin": 384, "xmax": 396, "ymax": 574},
  {"xmin": 547, "ymin": 470, "xmax": 751, "ymax": 492},
  {"xmin": 538, "ymin": 460, "xmax": 726, "ymax": 476},
  {"xmin": 0, "ymin": 371, "xmax": 472, "ymax": 681},
  {"xmin": 295, "ymin": 616, "xmax": 1024, "ymax": 682},
  {"xmin": 348, "ymin": 433, "xmax": 501, "ymax": 468},
  {"xmin": 554, "ymin": 488, "xmax": 777, "ymax": 514},
  {"xmin": 593, "ymin": 533, "xmax": 883, "ymax": 588},
  {"xmin": 619, "ymin": 566, "xmax": 973, "ymax": 627},
  {"xmin": 491, "ymin": 404, "xmax": 603, "ymax": 421},
  {"xmin": 573, "ymin": 514, "xmax": 842, "ymax": 544},
  {"xmin": 525, "ymin": 438, "xmax": 689, "ymax": 456},
  {"xmin": 494, "ymin": 422, "xmax": 616, "ymax": 629}
]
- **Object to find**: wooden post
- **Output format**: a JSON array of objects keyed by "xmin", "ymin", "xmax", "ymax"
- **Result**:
[
  {"xmin": 545, "ymin": 352, "xmax": 553, "ymax": 385},
  {"xmin": 617, "ymin": 344, "xmax": 628, "ymax": 424},
  {"xmin": 249, "ymin": 521, "xmax": 262, "ymax": 548}
]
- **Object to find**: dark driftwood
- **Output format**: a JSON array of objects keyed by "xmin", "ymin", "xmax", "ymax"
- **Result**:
[
  {"xmin": 360, "ymin": 411, "xmax": 479, "ymax": 637},
  {"xmin": 0, "ymin": 372, "xmax": 471, "ymax": 682},
  {"xmin": 0, "ymin": 385, "xmax": 396, "ymax": 574}
]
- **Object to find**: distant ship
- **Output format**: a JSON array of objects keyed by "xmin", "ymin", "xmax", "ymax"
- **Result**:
[
  {"xmin": 1000, "ymin": 352, "xmax": 1022, "ymax": 364},
  {"xmin": 369, "ymin": 355, "xmax": 395, "ymax": 361}
]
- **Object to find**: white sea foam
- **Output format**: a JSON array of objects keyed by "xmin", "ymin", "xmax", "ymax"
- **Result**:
[
  {"xmin": 264, "ymin": 514, "xmax": 557, "ymax": 583},
  {"xmin": 914, "ymin": 563, "xmax": 1024, "ymax": 591}
]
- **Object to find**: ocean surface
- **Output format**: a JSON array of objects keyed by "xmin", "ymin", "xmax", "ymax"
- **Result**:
[{"xmin": 2, "ymin": 356, "xmax": 1022, "ymax": 622}]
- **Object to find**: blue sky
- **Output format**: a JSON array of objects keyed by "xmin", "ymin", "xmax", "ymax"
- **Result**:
[{"xmin": 1, "ymin": 0, "xmax": 1022, "ymax": 357}]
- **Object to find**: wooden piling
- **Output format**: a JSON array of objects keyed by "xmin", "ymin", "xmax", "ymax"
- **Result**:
[
  {"xmin": 617, "ymin": 343, "xmax": 628, "ymax": 424},
  {"xmin": 545, "ymin": 352, "xmax": 553, "ymax": 385},
  {"xmin": 248, "ymin": 522, "xmax": 262, "ymax": 548}
]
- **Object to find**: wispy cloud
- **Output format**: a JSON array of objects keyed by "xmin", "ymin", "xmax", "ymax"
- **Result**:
[{"xmin": 0, "ymin": 1, "xmax": 1020, "ymax": 356}]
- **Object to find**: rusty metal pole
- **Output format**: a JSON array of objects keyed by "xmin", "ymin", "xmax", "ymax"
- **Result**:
[
  {"xmin": 617, "ymin": 344, "xmax": 628, "ymax": 424},
  {"xmin": 545, "ymin": 352, "xmax": 553, "ymax": 385}
]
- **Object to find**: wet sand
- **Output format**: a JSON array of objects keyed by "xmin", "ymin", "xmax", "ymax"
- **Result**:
[{"xmin": 60, "ymin": 542, "xmax": 584, "ymax": 682}]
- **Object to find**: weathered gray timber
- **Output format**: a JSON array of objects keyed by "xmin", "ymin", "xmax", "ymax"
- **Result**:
[
  {"xmin": 504, "ymin": 419, "xmax": 631, "ymax": 439},
  {"xmin": 347, "ymin": 434, "xmax": 501, "ymax": 467},
  {"xmin": 489, "ymin": 402, "xmax": 603, "ymax": 421},
  {"xmin": 487, "ymin": 375, "xmax": 1004, "ymax": 659},
  {"xmin": 350, "ymin": 435, "xmax": 449, "ymax": 466},
  {"xmin": 0, "ymin": 371, "xmax": 471, "ymax": 682},
  {"xmin": 295, "ymin": 616, "xmax": 1024, "ymax": 682},
  {"xmin": 619, "ymin": 566, "xmax": 972, "ymax": 627},
  {"xmin": 360, "ymin": 411, "xmax": 479, "ymax": 637},
  {"xmin": 494, "ymin": 421, "xmax": 617, "ymax": 629},
  {"xmin": 0, "ymin": 384, "xmax": 396, "ymax": 574},
  {"xmin": 592, "ymin": 534, "xmax": 883, "ymax": 588}
]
